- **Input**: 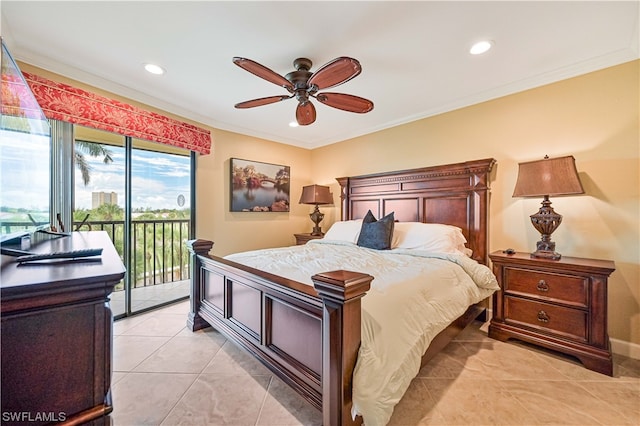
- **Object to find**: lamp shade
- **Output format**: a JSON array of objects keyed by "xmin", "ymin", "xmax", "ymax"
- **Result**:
[
  {"xmin": 299, "ymin": 184, "xmax": 333, "ymax": 205},
  {"xmin": 512, "ymin": 155, "xmax": 584, "ymax": 198}
]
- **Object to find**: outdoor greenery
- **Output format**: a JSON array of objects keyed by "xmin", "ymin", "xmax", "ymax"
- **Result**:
[{"xmin": 73, "ymin": 205, "xmax": 191, "ymax": 291}]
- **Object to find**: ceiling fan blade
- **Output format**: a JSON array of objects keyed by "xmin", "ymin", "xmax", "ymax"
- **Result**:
[
  {"xmin": 315, "ymin": 92, "xmax": 374, "ymax": 113},
  {"xmin": 233, "ymin": 57, "xmax": 294, "ymax": 91},
  {"xmin": 307, "ymin": 57, "xmax": 362, "ymax": 91},
  {"xmin": 296, "ymin": 101, "xmax": 316, "ymax": 126},
  {"xmin": 235, "ymin": 95, "xmax": 292, "ymax": 109}
]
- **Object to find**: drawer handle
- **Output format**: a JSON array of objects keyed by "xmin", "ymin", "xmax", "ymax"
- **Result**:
[
  {"xmin": 537, "ymin": 310, "xmax": 550, "ymax": 323},
  {"xmin": 536, "ymin": 280, "xmax": 549, "ymax": 292}
]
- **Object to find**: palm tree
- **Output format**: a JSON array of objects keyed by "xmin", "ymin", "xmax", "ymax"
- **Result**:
[
  {"xmin": 94, "ymin": 202, "xmax": 124, "ymax": 221},
  {"xmin": 75, "ymin": 140, "xmax": 114, "ymax": 185}
]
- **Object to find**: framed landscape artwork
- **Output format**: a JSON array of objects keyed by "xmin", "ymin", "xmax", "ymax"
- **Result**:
[{"xmin": 230, "ymin": 158, "xmax": 290, "ymax": 212}]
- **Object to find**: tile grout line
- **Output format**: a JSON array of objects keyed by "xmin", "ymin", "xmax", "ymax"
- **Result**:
[
  {"xmin": 255, "ymin": 375, "xmax": 274, "ymax": 426},
  {"xmin": 149, "ymin": 320, "xmax": 209, "ymax": 426}
]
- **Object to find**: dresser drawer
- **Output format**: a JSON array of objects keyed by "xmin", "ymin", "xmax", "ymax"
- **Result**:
[
  {"xmin": 504, "ymin": 267, "xmax": 588, "ymax": 308},
  {"xmin": 504, "ymin": 296, "xmax": 588, "ymax": 342}
]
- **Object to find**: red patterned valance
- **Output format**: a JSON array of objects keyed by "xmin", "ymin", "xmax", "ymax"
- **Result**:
[
  {"xmin": 22, "ymin": 72, "xmax": 211, "ymax": 155},
  {"xmin": 2, "ymin": 74, "xmax": 46, "ymax": 121}
]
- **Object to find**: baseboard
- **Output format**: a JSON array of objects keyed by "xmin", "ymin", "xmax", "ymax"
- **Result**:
[{"xmin": 611, "ymin": 337, "xmax": 640, "ymax": 360}]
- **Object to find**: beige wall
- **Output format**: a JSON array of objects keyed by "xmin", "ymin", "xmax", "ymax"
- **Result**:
[
  {"xmin": 194, "ymin": 129, "xmax": 312, "ymax": 255},
  {"xmin": 312, "ymin": 60, "xmax": 639, "ymax": 349}
]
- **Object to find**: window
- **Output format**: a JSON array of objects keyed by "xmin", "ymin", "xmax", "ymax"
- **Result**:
[
  {"xmin": 72, "ymin": 125, "xmax": 193, "ymax": 317},
  {"xmin": 0, "ymin": 129, "xmax": 50, "ymax": 236},
  {"xmin": 0, "ymin": 39, "xmax": 51, "ymax": 241},
  {"xmin": 8, "ymin": 69, "xmax": 207, "ymax": 317}
]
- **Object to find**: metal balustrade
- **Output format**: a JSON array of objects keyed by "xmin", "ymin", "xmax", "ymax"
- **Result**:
[
  {"xmin": 79, "ymin": 219, "xmax": 191, "ymax": 288},
  {"xmin": 2, "ymin": 219, "xmax": 191, "ymax": 289}
]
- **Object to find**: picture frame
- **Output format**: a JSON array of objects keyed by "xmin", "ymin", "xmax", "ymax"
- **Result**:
[{"xmin": 230, "ymin": 158, "xmax": 290, "ymax": 212}]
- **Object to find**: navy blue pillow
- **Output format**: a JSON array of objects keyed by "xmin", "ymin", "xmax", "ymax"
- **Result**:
[{"xmin": 356, "ymin": 210, "xmax": 395, "ymax": 250}]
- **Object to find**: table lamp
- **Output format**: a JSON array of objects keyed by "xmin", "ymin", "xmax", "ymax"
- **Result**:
[
  {"xmin": 299, "ymin": 184, "xmax": 333, "ymax": 236},
  {"xmin": 512, "ymin": 155, "xmax": 584, "ymax": 260}
]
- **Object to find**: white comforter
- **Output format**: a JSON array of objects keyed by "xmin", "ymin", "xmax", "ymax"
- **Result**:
[{"xmin": 225, "ymin": 239, "xmax": 499, "ymax": 426}]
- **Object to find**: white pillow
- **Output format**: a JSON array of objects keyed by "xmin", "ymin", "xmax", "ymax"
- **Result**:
[
  {"xmin": 322, "ymin": 219, "xmax": 363, "ymax": 243},
  {"xmin": 392, "ymin": 222, "xmax": 468, "ymax": 254}
]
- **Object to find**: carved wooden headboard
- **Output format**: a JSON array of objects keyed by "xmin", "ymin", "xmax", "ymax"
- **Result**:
[{"xmin": 336, "ymin": 158, "xmax": 496, "ymax": 265}]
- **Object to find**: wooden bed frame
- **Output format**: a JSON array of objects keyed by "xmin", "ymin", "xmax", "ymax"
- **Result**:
[{"xmin": 187, "ymin": 158, "xmax": 496, "ymax": 425}]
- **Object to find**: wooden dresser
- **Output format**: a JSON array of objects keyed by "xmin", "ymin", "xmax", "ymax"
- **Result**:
[
  {"xmin": 488, "ymin": 250, "xmax": 615, "ymax": 376},
  {"xmin": 1, "ymin": 231, "xmax": 125, "ymax": 425}
]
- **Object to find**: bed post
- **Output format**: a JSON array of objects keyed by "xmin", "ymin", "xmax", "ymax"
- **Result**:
[
  {"xmin": 186, "ymin": 239, "xmax": 214, "ymax": 331},
  {"xmin": 312, "ymin": 270, "xmax": 373, "ymax": 426},
  {"xmin": 336, "ymin": 177, "xmax": 350, "ymax": 221}
]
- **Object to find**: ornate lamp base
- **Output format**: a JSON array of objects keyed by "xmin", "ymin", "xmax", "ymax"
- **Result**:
[
  {"xmin": 530, "ymin": 195, "xmax": 563, "ymax": 260},
  {"xmin": 532, "ymin": 243, "xmax": 562, "ymax": 260},
  {"xmin": 309, "ymin": 204, "xmax": 325, "ymax": 236}
]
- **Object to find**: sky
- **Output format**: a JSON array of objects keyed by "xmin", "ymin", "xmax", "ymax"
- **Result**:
[
  {"xmin": 0, "ymin": 132, "xmax": 191, "ymax": 213},
  {"xmin": 75, "ymin": 145, "xmax": 191, "ymax": 211},
  {"xmin": 0, "ymin": 130, "xmax": 50, "ymax": 212}
]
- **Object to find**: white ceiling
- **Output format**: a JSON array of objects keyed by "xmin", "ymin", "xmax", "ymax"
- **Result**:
[{"xmin": 1, "ymin": 1, "xmax": 638, "ymax": 149}]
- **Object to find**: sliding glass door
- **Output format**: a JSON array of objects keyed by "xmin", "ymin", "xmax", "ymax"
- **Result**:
[
  {"xmin": 73, "ymin": 126, "xmax": 127, "ymax": 316},
  {"xmin": 128, "ymin": 138, "xmax": 191, "ymax": 313},
  {"xmin": 72, "ymin": 126, "xmax": 192, "ymax": 317}
]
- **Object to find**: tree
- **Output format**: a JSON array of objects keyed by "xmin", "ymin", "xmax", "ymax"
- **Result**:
[
  {"xmin": 94, "ymin": 202, "xmax": 124, "ymax": 221},
  {"xmin": 75, "ymin": 140, "xmax": 114, "ymax": 185}
]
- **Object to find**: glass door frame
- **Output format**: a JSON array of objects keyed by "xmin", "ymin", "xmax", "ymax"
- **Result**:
[{"xmin": 52, "ymin": 122, "xmax": 195, "ymax": 319}]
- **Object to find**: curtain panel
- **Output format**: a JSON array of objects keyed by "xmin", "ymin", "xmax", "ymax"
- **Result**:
[{"xmin": 22, "ymin": 72, "xmax": 211, "ymax": 155}]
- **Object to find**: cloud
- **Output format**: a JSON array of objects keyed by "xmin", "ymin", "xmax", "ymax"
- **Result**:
[
  {"xmin": 74, "ymin": 146, "xmax": 190, "ymax": 210},
  {"xmin": 0, "ymin": 133, "xmax": 50, "ymax": 210},
  {"xmin": 1, "ymin": 136, "xmax": 191, "ymax": 212}
]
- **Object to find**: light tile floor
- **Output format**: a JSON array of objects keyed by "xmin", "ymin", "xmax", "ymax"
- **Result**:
[{"xmin": 111, "ymin": 300, "xmax": 640, "ymax": 425}]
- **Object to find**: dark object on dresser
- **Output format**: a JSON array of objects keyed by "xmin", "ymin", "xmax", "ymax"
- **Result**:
[
  {"xmin": 1, "ymin": 231, "xmax": 125, "ymax": 425},
  {"xmin": 489, "ymin": 250, "xmax": 615, "ymax": 376},
  {"xmin": 187, "ymin": 158, "xmax": 496, "ymax": 425}
]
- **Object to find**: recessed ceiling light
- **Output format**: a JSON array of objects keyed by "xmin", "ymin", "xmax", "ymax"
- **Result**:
[
  {"xmin": 144, "ymin": 63, "xmax": 165, "ymax": 75},
  {"xmin": 289, "ymin": 121, "xmax": 299, "ymax": 128},
  {"xmin": 470, "ymin": 40, "xmax": 493, "ymax": 55}
]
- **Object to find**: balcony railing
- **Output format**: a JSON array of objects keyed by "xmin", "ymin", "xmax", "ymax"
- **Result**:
[
  {"xmin": 2, "ymin": 219, "xmax": 190, "ymax": 290},
  {"xmin": 78, "ymin": 219, "xmax": 191, "ymax": 289}
]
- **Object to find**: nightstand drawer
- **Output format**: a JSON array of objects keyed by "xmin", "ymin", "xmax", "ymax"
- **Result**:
[
  {"xmin": 504, "ymin": 296, "xmax": 587, "ymax": 342},
  {"xmin": 504, "ymin": 267, "xmax": 588, "ymax": 308}
]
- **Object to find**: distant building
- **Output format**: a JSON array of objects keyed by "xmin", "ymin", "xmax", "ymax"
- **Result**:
[{"xmin": 92, "ymin": 191, "xmax": 118, "ymax": 209}]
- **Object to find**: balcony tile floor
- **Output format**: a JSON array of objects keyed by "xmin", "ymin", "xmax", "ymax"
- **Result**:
[
  {"xmin": 110, "ymin": 300, "xmax": 640, "ymax": 425},
  {"xmin": 110, "ymin": 280, "xmax": 190, "ymax": 316}
]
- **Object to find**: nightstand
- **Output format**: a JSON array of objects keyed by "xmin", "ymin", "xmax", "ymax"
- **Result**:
[
  {"xmin": 294, "ymin": 233, "xmax": 323, "ymax": 245},
  {"xmin": 488, "ymin": 250, "xmax": 615, "ymax": 376}
]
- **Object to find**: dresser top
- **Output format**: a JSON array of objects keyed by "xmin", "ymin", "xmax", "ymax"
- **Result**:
[
  {"xmin": 1, "ymin": 231, "xmax": 125, "ymax": 295},
  {"xmin": 489, "ymin": 250, "xmax": 615, "ymax": 274}
]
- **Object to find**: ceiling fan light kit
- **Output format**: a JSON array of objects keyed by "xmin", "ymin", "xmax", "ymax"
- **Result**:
[{"xmin": 233, "ymin": 56, "xmax": 374, "ymax": 126}]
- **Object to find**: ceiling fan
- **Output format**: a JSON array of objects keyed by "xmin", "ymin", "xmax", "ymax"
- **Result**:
[{"xmin": 233, "ymin": 56, "xmax": 374, "ymax": 126}]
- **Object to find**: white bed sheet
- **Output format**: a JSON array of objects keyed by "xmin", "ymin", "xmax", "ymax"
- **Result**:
[{"xmin": 225, "ymin": 239, "xmax": 499, "ymax": 426}]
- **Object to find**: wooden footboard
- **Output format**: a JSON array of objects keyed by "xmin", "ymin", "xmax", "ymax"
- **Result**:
[{"xmin": 186, "ymin": 239, "xmax": 372, "ymax": 426}]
